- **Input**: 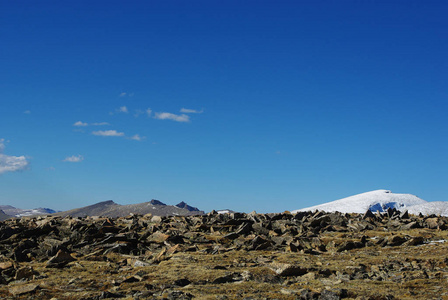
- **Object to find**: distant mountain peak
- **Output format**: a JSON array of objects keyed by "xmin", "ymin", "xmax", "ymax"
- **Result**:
[
  {"xmin": 175, "ymin": 201, "xmax": 200, "ymax": 212},
  {"xmin": 292, "ymin": 190, "xmax": 428, "ymax": 215},
  {"xmin": 99, "ymin": 200, "xmax": 116, "ymax": 205},
  {"xmin": 150, "ymin": 199, "xmax": 166, "ymax": 206}
]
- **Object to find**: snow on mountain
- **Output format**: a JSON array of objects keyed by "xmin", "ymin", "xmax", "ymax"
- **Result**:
[
  {"xmin": 14, "ymin": 208, "xmax": 58, "ymax": 217},
  {"xmin": 216, "ymin": 209, "xmax": 236, "ymax": 214},
  {"xmin": 0, "ymin": 205, "xmax": 58, "ymax": 218},
  {"xmin": 292, "ymin": 190, "xmax": 428, "ymax": 214},
  {"xmin": 407, "ymin": 202, "xmax": 448, "ymax": 217}
]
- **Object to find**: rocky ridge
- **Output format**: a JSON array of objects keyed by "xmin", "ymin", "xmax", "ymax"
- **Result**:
[{"xmin": 0, "ymin": 209, "xmax": 447, "ymax": 299}]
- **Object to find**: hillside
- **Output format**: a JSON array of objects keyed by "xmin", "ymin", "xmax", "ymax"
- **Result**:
[{"xmin": 0, "ymin": 210, "xmax": 9, "ymax": 221}]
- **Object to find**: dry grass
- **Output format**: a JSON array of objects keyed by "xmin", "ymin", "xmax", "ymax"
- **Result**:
[{"xmin": 1, "ymin": 228, "xmax": 448, "ymax": 299}]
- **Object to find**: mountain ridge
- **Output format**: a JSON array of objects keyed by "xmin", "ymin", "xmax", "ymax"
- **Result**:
[{"xmin": 53, "ymin": 200, "xmax": 204, "ymax": 218}]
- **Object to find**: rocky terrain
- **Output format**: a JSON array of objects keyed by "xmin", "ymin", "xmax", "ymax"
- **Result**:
[{"xmin": 0, "ymin": 208, "xmax": 448, "ymax": 299}]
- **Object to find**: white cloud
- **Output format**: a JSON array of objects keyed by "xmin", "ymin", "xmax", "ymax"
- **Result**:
[
  {"xmin": 154, "ymin": 112, "xmax": 190, "ymax": 122},
  {"xmin": 73, "ymin": 121, "xmax": 88, "ymax": 127},
  {"xmin": 119, "ymin": 92, "xmax": 127, "ymax": 97},
  {"xmin": 146, "ymin": 108, "xmax": 152, "ymax": 117},
  {"xmin": 92, "ymin": 130, "xmax": 125, "ymax": 137},
  {"xmin": 117, "ymin": 106, "xmax": 128, "ymax": 113},
  {"xmin": 0, "ymin": 139, "xmax": 30, "ymax": 174},
  {"xmin": 129, "ymin": 134, "xmax": 144, "ymax": 141},
  {"xmin": 0, "ymin": 154, "xmax": 29, "ymax": 174},
  {"xmin": 180, "ymin": 108, "xmax": 204, "ymax": 114},
  {"xmin": 24, "ymin": 110, "xmax": 31, "ymax": 114},
  {"xmin": 73, "ymin": 121, "xmax": 110, "ymax": 127},
  {"xmin": 63, "ymin": 155, "xmax": 84, "ymax": 162}
]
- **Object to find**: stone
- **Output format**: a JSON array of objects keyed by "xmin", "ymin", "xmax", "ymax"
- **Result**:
[
  {"xmin": 0, "ymin": 261, "xmax": 14, "ymax": 270},
  {"xmin": 166, "ymin": 244, "xmax": 181, "ymax": 256},
  {"xmin": 99, "ymin": 291, "xmax": 126, "ymax": 298},
  {"xmin": 387, "ymin": 235, "xmax": 407, "ymax": 246},
  {"xmin": 212, "ymin": 273, "xmax": 236, "ymax": 284},
  {"xmin": 122, "ymin": 275, "xmax": 143, "ymax": 283},
  {"xmin": 399, "ymin": 210, "xmax": 410, "ymax": 219},
  {"xmin": 151, "ymin": 216, "xmax": 163, "ymax": 224},
  {"xmin": 162, "ymin": 290, "xmax": 194, "ymax": 300},
  {"xmin": 269, "ymin": 262, "xmax": 308, "ymax": 276},
  {"xmin": 319, "ymin": 289, "xmax": 341, "ymax": 300},
  {"xmin": 46, "ymin": 250, "xmax": 76, "ymax": 268},
  {"xmin": 127, "ymin": 258, "xmax": 150, "ymax": 267},
  {"xmin": 173, "ymin": 278, "xmax": 191, "ymax": 287},
  {"xmin": 149, "ymin": 231, "xmax": 170, "ymax": 243},
  {"xmin": 425, "ymin": 217, "xmax": 438, "ymax": 229},
  {"xmin": 362, "ymin": 210, "xmax": 376, "ymax": 220},
  {"xmin": 15, "ymin": 266, "xmax": 36, "ymax": 280},
  {"xmin": 299, "ymin": 288, "xmax": 319, "ymax": 300},
  {"xmin": 9, "ymin": 283, "xmax": 39, "ymax": 296},
  {"xmin": 405, "ymin": 236, "xmax": 424, "ymax": 246}
]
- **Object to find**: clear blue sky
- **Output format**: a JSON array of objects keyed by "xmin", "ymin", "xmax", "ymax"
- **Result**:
[{"xmin": 1, "ymin": 1, "xmax": 447, "ymax": 213}]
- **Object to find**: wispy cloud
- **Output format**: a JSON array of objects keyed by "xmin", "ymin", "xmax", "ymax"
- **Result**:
[
  {"xmin": 92, "ymin": 130, "xmax": 125, "ymax": 137},
  {"xmin": 129, "ymin": 134, "xmax": 144, "ymax": 141},
  {"xmin": 118, "ymin": 106, "xmax": 128, "ymax": 113},
  {"xmin": 111, "ymin": 106, "xmax": 129, "ymax": 115},
  {"xmin": 73, "ymin": 121, "xmax": 88, "ymax": 127},
  {"xmin": 154, "ymin": 112, "xmax": 190, "ymax": 122},
  {"xmin": 119, "ymin": 92, "xmax": 134, "ymax": 97},
  {"xmin": 63, "ymin": 155, "xmax": 84, "ymax": 162},
  {"xmin": 135, "ymin": 108, "xmax": 152, "ymax": 118},
  {"xmin": 180, "ymin": 108, "xmax": 204, "ymax": 114},
  {"xmin": 23, "ymin": 110, "xmax": 31, "ymax": 114},
  {"xmin": 0, "ymin": 139, "xmax": 30, "ymax": 174},
  {"xmin": 73, "ymin": 121, "xmax": 110, "ymax": 127}
]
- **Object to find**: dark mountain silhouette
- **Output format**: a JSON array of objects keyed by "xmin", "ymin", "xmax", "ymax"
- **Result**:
[
  {"xmin": 150, "ymin": 199, "xmax": 166, "ymax": 206},
  {"xmin": 175, "ymin": 201, "xmax": 200, "ymax": 212}
]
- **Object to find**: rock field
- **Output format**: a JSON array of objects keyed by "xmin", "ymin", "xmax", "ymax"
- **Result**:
[{"xmin": 1, "ymin": 208, "xmax": 448, "ymax": 299}]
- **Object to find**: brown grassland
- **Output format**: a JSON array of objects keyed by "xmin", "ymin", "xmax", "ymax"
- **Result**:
[{"xmin": 0, "ymin": 211, "xmax": 447, "ymax": 299}]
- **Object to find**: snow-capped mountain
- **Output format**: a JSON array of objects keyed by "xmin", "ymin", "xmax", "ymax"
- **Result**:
[
  {"xmin": 291, "ymin": 189, "xmax": 448, "ymax": 216},
  {"xmin": 0, "ymin": 205, "xmax": 58, "ymax": 218}
]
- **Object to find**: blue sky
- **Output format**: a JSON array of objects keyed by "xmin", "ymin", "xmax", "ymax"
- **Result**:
[{"xmin": 1, "ymin": 1, "xmax": 447, "ymax": 213}]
